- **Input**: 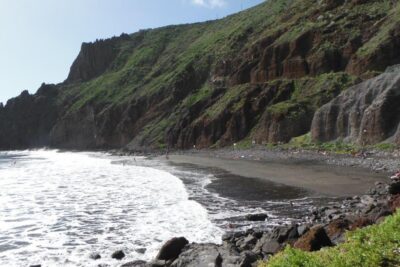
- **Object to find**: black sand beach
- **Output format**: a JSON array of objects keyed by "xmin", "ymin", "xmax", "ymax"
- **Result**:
[{"xmin": 162, "ymin": 153, "xmax": 388, "ymax": 197}]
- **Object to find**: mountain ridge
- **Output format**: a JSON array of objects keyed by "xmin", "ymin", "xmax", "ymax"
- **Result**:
[{"xmin": 1, "ymin": 0, "xmax": 400, "ymax": 150}]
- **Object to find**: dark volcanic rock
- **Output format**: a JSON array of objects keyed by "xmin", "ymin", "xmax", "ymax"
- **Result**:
[
  {"xmin": 111, "ymin": 250, "xmax": 125, "ymax": 260},
  {"xmin": 156, "ymin": 237, "xmax": 189, "ymax": 261},
  {"xmin": 349, "ymin": 216, "xmax": 373, "ymax": 230},
  {"xmin": 135, "ymin": 248, "xmax": 147, "ymax": 254},
  {"xmin": 121, "ymin": 260, "xmax": 147, "ymax": 267},
  {"xmin": 261, "ymin": 239, "xmax": 282, "ymax": 255},
  {"xmin": 373, "ymin": 209, "xmax": 392, "ymax": 222},
  {"xmin": 312, "ymin": 69, "xmax": 400, "ymax": 145},
  {"xmin": 245, "ymin": 213, "xmax": 268, "ymax": 221},
  {"xmin": 148, "ymin": 260, "xmax": 167, "ymax": 267},
  {"xmin": 239, "ymin": 251, "xmax": 259, "ymax": 267},
  {"xmin": 389, "ymin": 182, "xmax": 400, "ymax": 195},
  {"xmin": 0, "ymin": 84, "xmax": 59, "ymax": 150},
  {"xmin": 89, "ymin": 252, "xmax": 101, "ymax": 260},
  {"xmin": 170, "ymin": 243, "xmax": 241, "ymax": 267},
  {"xmin": 325, "ymin": 219, "xmax": 350, "ymax": 244},
  {"xmin": 66, "ymin": 34, "xmax": 130, "ymax": 83},
  {"xmin": 297, "ymin": 224, "xmax": 310, "ymax": 236},
  {"xmin": 293, "ymin": 226, "xmax": 332, "ymax": 251}
]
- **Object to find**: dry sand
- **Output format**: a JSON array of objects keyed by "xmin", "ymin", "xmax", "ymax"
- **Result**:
[{"xmin": 164, "ymin": 154, "xmax": 388, "ymax": 197}]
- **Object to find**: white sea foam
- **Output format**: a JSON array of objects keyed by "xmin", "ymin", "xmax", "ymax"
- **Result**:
[{"xmin": 0, "ymin": 150, "xmax": 223, "ymax": 267}]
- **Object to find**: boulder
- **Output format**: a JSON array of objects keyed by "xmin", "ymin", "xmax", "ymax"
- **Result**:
[
  {"xmin": 270, "ymin": 226, "xmax": 293, "ymax": 243},
  {"xmin": 239, "ymin": 251, "xmax": 259, "ymax": 267},
  {"xmin": 389, "ymin": 182, "xmax": 400, "ymax": 195},
  {"xmin": 170, "ymin": 243, "xmax": 241, "ymax": 267},
  {"xmin": 297, "ymin": 225, "xmax": 310, "ymax": 236},
  {"xmin": 349, "ymin": 216, "xmax": 373, "ymax": 230},
  {"xmin": 236, "ymin": 235, "xmax": 258, "ymax": 250},
  {"xmin": 89, "ymin": 252, "xmax": 101, "ymax": 260},
  {"xmin": 135, "ymin": 248, "xmax": 147, "ymax": 254},
  {"xmin": 325, "ymin": 219, "xmax": 350, "ymax": 244},
  {"xmin": 261, "ymin": 239, "xmax": 282, "ymax": 255},
  {"xmin": 156, "ymin": 237, "xmax": 189, "ymax": 261},
  {"xmin": 147, "ymin": 260, "xmax": 167, "ymax": 267},
  {"xmin": 389, "ymin": 194, "xmax": 400, "ymax": 212},
  {"xmin": 373, "ymin": 209, "xmax": 392, "ymax": 222},
  {"xmin": 121, "ymin": 260, "xmax": 148, "ymax": 267},
  {"xmin": 293, "ymin": 226, "xmax": 332, "ymax": 251},
  {"xmin": 286, "ymin": 226, "xmax": 299, "ymax": 240},
  {"xmin": 111, "ymin": 250, "xmax": 125, "ymax": 260},
  {"xmin": 245, "ymin": 214, "xmax": 268, "ymax": 221}
]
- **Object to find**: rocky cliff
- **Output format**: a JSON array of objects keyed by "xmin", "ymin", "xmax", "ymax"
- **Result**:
[
  {"xmin": 1, "ymin": 0, "xmax": 400, "ymax": 150},
  {"xmin": 0, "ymin": 84, "xmax": 59, "ymax": 150},
  {"xmin": 66, "ymin": 34, "xmax": 131, "ymax": 83},
  {"xmin": 312, "ymin": 65, "xmax": 400, "ymax": 145}
]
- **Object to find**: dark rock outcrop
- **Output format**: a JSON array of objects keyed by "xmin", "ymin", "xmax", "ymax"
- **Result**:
[
  {"xmin": 156, "ymin": 237, "xmax": 189, "ymax": 261},
  {"xmin": 124, "ymin": 180, "xmax": 399, "ymax": 267},
  {"xmin": 66, "ymin": 34, "xmax": 130, "ymax": 83},
  {"xmin": 121, "ymin": 260, "xmax": 148, "ymax": 267},
  {"xmin": 0, "ymin": 84, "xmax": 59, "ymax": 150},
  {"xmin": 170, "ymin": 244, "xmax": 242, "ymax": 267},
  {"xmin": 389, "ymin": 182, "xmax": 400, "ymax": 195},
  {"xmin": 347, "ymin": 22, "xmax": 400, "ymax": 75},
  {"xmin": 311, "ymin": 68, "xmax": 400, "ymax": 145},
  {"xmin": 325, "ymin": 219, "xmax": 350, "ymax": 244},
  {"xmin": 293, "ymin": 226, "xmax": 332, "ymax": 251},
  {"xmin": 89, "ymin": 252, "xmax": 101, "ymax": 260},
  {"xmin": 111, "ymin": 250, "xmax": 125, "ymax": 260},
  {"xmin": 245, "ymin": 214, "xmax": 268, "ymax": 222},
  {"xmin": 389, "ymin": 195, "xmax": 400, "ymax": 212}
]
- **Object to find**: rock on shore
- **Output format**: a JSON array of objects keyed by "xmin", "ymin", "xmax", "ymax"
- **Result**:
[{"xmin": 115, "ymin": 180, "xmax": 400, "ymax": 267}]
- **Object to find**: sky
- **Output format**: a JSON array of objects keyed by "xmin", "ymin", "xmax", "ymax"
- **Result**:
[{"xmin": 0, "ymin": 0, "xmax": 264, "ymax": 104}]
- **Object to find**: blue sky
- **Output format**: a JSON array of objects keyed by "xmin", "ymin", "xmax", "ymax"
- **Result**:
[{"xmin": 0, "ymin": 0, "xmax": 264, "ymax": 104}]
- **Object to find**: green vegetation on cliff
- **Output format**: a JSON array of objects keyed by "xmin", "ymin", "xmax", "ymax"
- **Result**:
[
  {"xmin": 1, "ymin": 0, "xmax": 400, "ymax": 150},
  {"xmin": 259, "ymin": 211, "xmax": 400, "ymax": 267}
]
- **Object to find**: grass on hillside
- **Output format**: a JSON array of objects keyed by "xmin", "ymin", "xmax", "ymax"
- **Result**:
[
  {"xmin": 55, "ymin": 0, "xmax": 400, "ymax": 148},
  {"xmin": 284, "ymin": 133, "xmax": 399, "ymax": 154},
  {"xmin": 259, "ymin": 211, "xmax": 400, "ymax": 267}
]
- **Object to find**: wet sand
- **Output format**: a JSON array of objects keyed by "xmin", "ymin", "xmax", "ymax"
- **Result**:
[{"xmin": 164, "ymin": 154, "xmax": 387, "ymax": 197}]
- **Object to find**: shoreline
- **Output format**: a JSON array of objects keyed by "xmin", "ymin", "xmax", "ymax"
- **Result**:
[
  {"xmin": 119, "ymin": 150, "xmax": 400, "ymax": 267},
  {"xmin": 156, "ymin": 148, "xmax": 393, "ymax": 197},
  {"xmin": 12, "ymin": 148, "xmax": 398, "ymax": 267}
]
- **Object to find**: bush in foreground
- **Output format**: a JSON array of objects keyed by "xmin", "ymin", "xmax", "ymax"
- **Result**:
[{"xmin": 259, "ymin": 211, "xmax": 400, "ymax": 267}]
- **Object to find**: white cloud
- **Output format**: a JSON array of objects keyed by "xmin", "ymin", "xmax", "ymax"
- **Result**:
[{"xmin": 191, "ymin": 0, "xmax": 227, "ymax": 8}]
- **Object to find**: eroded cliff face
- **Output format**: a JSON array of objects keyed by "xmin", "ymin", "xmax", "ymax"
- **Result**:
[
  {"xmin": 224, "ymin": 0, "xmax": 400, "ymax": 85},
  {"xmin": 1, "ymin": 0, "xmax": 400, "ymax": 150},
  {"xmin": 66, "ymin": 34, "xmax": 131, "ymax": 83},
  {"xmin": 0, "ymin": 84, "xmax": 59, "ymax": 150},
  {"xmin": 312, "ymin": 66, "xmax": 400, "ymax": 145}
]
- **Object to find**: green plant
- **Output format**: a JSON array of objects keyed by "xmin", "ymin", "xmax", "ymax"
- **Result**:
[{"xmin": 260, "ymin": 210, "xmax": 400, "ymax": 267}]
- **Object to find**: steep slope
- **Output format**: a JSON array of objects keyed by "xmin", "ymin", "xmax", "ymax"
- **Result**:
[
  {"xmin": 0, "ymin": 84, "xmax": 59, "ymax": 149},
  {"xmin": 1, "ymin": 0, "xmax": 400, "ymax": 150},
  {"xmin": 312, "ymin": 65, "xmax": 400, "ymax": 145}
]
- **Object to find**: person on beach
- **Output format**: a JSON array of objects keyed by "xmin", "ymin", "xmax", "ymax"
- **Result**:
[{"xmin": 166, "ymin": 146, "xmax": 170, "ymax": 160}]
